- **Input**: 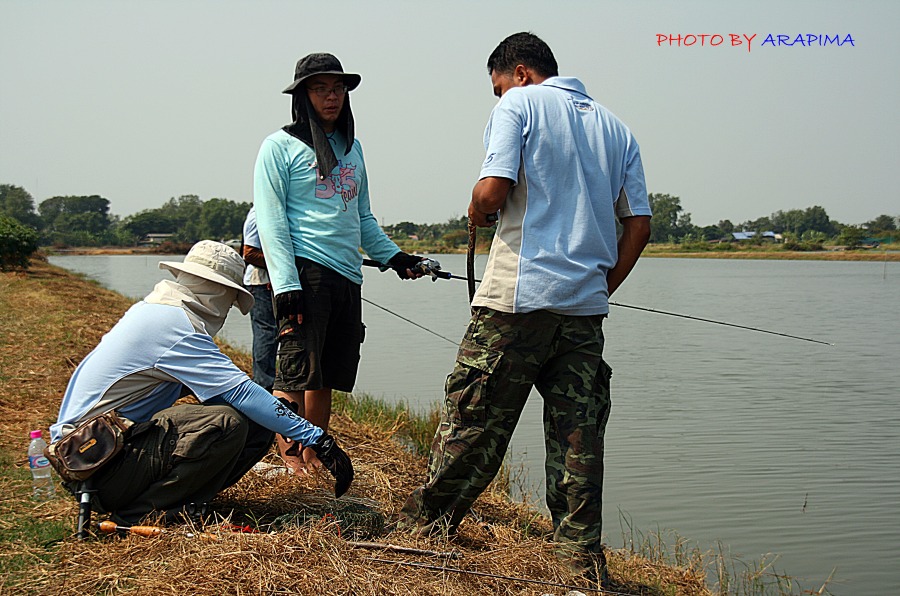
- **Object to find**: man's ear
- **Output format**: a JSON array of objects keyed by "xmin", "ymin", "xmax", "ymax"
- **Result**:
[{"xmin": 513, "ymin": 64, "xmax": 533, "ymax": 87}]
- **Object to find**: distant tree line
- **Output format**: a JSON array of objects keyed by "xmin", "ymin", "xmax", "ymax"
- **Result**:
[
  {"xmin": 1, "ymin": 183, "xmax": 897, "ymax": 257},
  {"xmin": 382, "ymin": 216, "xmax": 496, "ymax": 251},
  {"xmin": 0, "ymin": 184, "xmax": 250, "ymax": 248},
  {"xmin": 646, "ymin": 193, "xmax": 897, "ymax": 249},
  {"xmin": 385, "ymin": 194, "xmax": 897, "ymax": 250}
]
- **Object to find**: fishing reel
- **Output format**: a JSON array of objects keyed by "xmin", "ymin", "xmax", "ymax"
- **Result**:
[{"xmin": 414, "ymin": 258, "xmax": 447, "ymax": 281}]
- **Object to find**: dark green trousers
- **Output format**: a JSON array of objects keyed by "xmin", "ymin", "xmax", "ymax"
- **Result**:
[
  {"xmin": 88, "ymin": 403, "xmax": 273, "ymax": 525},
  {"xmin": 401, "ymin": 307, "xmax": 611, "ymax": 562}
]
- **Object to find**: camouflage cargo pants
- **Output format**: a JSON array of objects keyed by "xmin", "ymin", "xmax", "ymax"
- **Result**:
[{"xmin": 401, "ymin": 307, "xmax": 611, "ymax": 561}]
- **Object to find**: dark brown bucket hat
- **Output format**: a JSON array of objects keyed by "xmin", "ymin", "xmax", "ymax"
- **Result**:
[{"xmin": 282, "ymin": 53, "xmax": 362, "ymax": 94}]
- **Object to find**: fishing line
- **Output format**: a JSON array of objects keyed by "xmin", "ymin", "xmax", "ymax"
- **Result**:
[
  {"xmin": 609, "ymin": 302, "xmax": 834, "ymax": 346},
  {"xmin": 361, "ymin": 297, "xmax": 458, "ymax": 346}
]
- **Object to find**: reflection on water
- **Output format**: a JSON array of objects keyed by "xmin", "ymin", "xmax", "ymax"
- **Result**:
[{"xmin": 49, "ymin": 254, "xmax": 900, "ymax": 594}]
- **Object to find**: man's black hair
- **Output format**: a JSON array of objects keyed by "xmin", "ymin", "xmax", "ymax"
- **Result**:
[{"xmin": 487, "ymin": 32, "xmax": 559, "ymax": 78}]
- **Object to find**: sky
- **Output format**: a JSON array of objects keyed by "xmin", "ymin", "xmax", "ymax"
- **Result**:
[{"xmin": 2, "ymin": 0, "xmax": 898, "ymax": 228}]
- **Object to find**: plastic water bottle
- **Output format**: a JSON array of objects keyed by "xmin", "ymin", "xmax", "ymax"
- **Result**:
[{"xmin": 28, "ymin": 430, "xmax": 56, "ymax": 500}]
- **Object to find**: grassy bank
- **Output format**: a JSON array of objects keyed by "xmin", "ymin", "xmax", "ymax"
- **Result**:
[{"xmin": 0, "ymin": 260, "xmax": 825, "ymax": 594}]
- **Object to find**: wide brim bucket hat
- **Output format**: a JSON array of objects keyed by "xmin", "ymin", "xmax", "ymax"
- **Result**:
[
  {"xmin": 159, "ymin": 240, "xmax": 254, "ymax": 315},
  {"xmin": 282, "ymin": 52, "xmax": 361, "ymax": 94}
]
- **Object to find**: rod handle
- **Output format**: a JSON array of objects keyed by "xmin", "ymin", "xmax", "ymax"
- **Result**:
[{"xmin": 98, "ymin": 520, "xmax": 163, "ymax": 537}]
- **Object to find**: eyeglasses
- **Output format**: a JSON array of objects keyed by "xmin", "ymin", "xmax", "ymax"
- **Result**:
[{"xmin": 307, "ymin": 85, "xmax": 349, "ymax": 98}]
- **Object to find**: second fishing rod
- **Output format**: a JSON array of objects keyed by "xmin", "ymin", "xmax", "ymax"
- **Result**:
[{"xmin": 361, "ymin": 257, "xmax": 834, "ymax": 346}]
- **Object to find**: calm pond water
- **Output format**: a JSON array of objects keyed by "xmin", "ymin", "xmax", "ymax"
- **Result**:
[{"xmin": 49, "ymin": 254, "xmax": 900, "ymax": 594}]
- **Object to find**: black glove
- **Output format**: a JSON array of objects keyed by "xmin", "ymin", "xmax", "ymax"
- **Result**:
[
  {"xmin": 274, "ymin": 290, "xmax": 303, "ymax": 322},
  {"xmin": 387, "ymin": 252, "xmax": 424, "ymax": 280},
  {"xmin": 309, "ymin": 433, "xmax": 354, "ymax": 498}
]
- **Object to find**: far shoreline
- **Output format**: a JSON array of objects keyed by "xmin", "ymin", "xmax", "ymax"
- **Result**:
[{"xmin": 45, "ymin": 244, "xmax": 900, "ymax": 262}]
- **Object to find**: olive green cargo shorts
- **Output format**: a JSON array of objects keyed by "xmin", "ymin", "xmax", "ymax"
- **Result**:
[{"xmin": 83, "ymin": 403, "xmax": 273, "ymax": 525}]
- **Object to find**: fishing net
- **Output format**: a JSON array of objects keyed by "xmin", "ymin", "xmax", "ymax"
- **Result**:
[{"xmin": 271, "ymin": 493, "xmax": 386, "ymax": 539}]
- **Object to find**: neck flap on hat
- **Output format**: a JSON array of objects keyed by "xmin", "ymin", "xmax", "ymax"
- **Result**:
[
  {"xmin": 144, "ymin": 273, "xmax": 236, "ymax": 337},
  {"xmin": 283, "ymin": 93, "xmax": 355, "ymax": 179}
]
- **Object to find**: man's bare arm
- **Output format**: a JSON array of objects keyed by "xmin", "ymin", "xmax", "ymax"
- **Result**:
[
  {"xmin": 469, "ymin": 176, "xmax": 512, "ymax": 227},
  {"xmin": 607, "ymin": 215, "xmax": 651, "ymax": 297},
  {"xmin": 242, "ymin": 245, "xmax": 267, "ymax": 269}
]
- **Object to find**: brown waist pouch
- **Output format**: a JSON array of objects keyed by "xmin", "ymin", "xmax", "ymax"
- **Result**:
[{"xmin": 44, "ymin": 411, "xmax": 134, "ymax": 483}]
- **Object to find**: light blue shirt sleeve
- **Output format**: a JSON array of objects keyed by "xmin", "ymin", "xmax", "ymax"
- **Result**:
[
  {"xmin": 254, "ymin": 136, "xmax": 302, "ymax": 295},
  {"xmin": 618, "ymin": 137, "xmax": 651, "ymax": 217},
  {"xmin": 216, "ymin": 379, "xmax": 324, "ymax": 446},
  {"xmin": 480, "ymin": 94, "xmax": 527, "ymax": 182}
]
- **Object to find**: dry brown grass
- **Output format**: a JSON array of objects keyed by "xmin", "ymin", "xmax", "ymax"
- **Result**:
[{"xmin": 0, "ymin": 260, "xmax": 711, "ymax": 595}]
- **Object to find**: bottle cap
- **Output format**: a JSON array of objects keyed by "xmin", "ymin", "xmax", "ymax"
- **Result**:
[{"xmin": 30, "ymin": 430, "xmax": 42, "ymax": 439}]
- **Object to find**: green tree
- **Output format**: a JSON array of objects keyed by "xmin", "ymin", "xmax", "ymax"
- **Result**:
[
  {"xmin": 647, "ymin": 193, "xmax": 693, "ymax": 243},
  {"xmin": 865, "ymin": 214, "xmax": 897, "ymax": 233},
  {"xmin": 0, "ymin": 184, "xmax": 42, "ymax": 229},
  {"xmin": 800, "ymin": 205, "xmax": 837, "ymax": 237},
  {"xmin": 699, "ymin": 225, "xmax": 724, "ymax": 241},
  {"xmin": 740, "ymin": 215, "xmax": 773, "ymax": 234},
  {"xmin": 121, "ymin": 211, "xmax": 176, "ymax": 239},
  {"xmin": 837, "ymin": 225, "xmax": 866, "ymax": 249},
  {"xmin": 120, "ymin": 196, "xmax": 249, "ymax": 244},
  {"xmin": 108, "ymin": 217, "xmax": 139, "ymax": 246},
  {"xmin": 0, "ymin": 213, "xmax": 40, "ymax": 270},
  {"xmin": 387, "ymin": 221, "xmax": 420, "ymax": 238},
  {"xmin": 172, "ymin": 195, "xmax": 203, "ymax": 242},
  {"xmin": 717, "ymin": 219, "xmax": 734, "ymax": 234},
  {"xmin": 38, "ymin": 195, "xmax": 112, "ymax": 246},
  {"xmin": 199, "ymin": 198, "xmax": 250, "ymax": 240},
  {"xmin": 441, "ymin": 229, "xmax": 469, "ymax": 248},
  {"xmin": 741, "ymin": 206, "xmax": 837, "ymax": 239},
  {"xmin": 770, "ymin": 209, "xmax": 804, "ymax": 234}
]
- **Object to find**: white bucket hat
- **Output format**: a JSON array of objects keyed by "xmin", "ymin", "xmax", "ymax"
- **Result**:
[{"xmin": 159, "ymin": 240, "xmax": 254, "ymax": 314}]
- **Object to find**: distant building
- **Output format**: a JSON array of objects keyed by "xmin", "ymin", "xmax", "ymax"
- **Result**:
[
  {"xmin": 731, "ymin": 231, "xmax": 782, "ymax": 242},
  {"xmin": 140, "ymin": 233, "xmax": 174, "ymax": 246}
]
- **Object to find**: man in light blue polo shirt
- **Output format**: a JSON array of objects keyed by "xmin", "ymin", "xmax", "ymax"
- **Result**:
[{"xmin": 402, "ymin": 32, "xmax": 652, "ymax": 587}]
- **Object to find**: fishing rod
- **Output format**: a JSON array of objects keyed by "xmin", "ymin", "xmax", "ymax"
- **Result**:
[
  {"xmin": 362, "ymin": 258, "xmax": 834, "ymax": 346},
  {"xmin": 361, "ymin": 258, "xmax": 468, "ymax": 281},
  {"xmin": 367, "ymin": 557, "xmax": 635, "ymax": 595}
]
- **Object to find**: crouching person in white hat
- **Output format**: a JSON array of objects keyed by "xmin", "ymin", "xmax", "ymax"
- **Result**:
[{"xmin": 49, "ymin": 240, "xmax": 352, "ymax": 526}]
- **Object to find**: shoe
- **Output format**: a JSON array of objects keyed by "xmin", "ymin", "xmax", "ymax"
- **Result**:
[
  {"xmin": 163, "ymin": 501, "xmax": 210, "ymax": 525},
  {"xmin": 560, "ymin": 547, "xmax": 609, "ymax": 589}
]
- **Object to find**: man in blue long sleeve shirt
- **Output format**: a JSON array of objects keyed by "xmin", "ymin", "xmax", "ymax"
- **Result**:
[
  {"xmin": 50, "ymin": 241, "xmax": 353, "ymax": 525},
  {"xmin": 253, "ymin": 53, "xmax": 424, "ymax": 472}
]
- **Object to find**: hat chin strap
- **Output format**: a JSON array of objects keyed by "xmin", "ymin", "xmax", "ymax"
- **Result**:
[{"xmin": 145, "ymin": 274, "xmax": 236, "ymax": 337}]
